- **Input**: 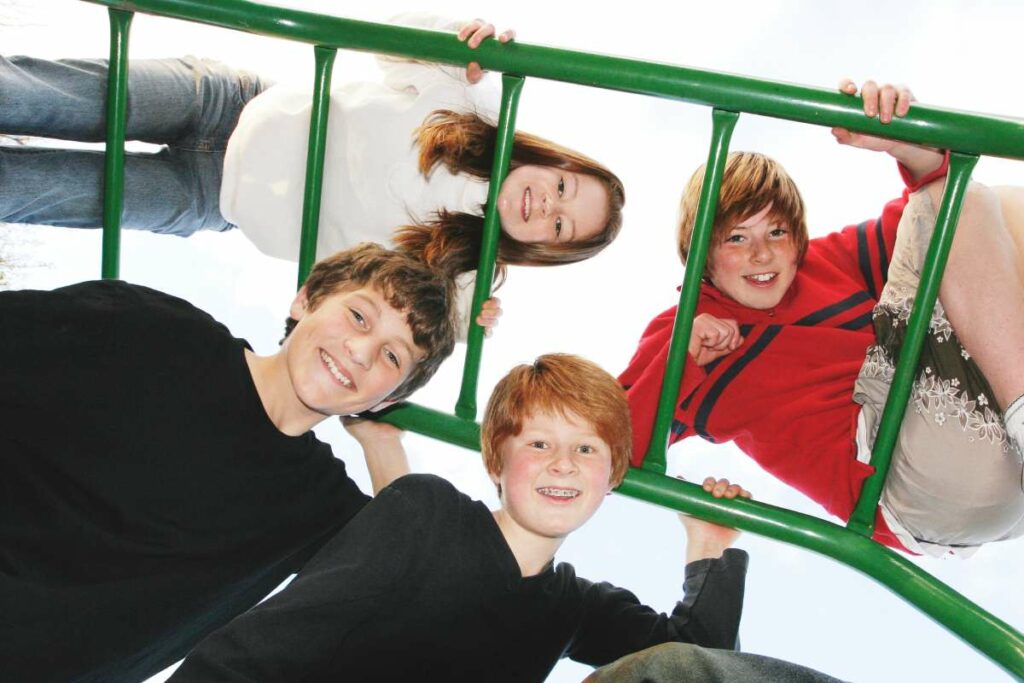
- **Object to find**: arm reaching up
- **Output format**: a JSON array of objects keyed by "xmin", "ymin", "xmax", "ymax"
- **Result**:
[
  {"xmin": 679, "ymin": 476, "xmax": 751, "ymax": 564},
  {"xmin": 343, "ymin": 417, "xmax": 409, "ymax": 495}
]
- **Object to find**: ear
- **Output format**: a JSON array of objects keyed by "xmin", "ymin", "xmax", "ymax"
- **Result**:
[
  {"xmin": 289, "ymin": 286, "xmax": 310, "ymax": 321},
  {"xmin": 487, "ymin": 465, "xmax": 503, "ymax": 496}
]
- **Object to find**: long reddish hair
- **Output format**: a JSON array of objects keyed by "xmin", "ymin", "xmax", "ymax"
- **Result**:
[{"xmin": 392, "ymin": 110, "xmax": 625, "ymax": 283}]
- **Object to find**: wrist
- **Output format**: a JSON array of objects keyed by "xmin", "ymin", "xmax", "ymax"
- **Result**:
[
  {"xmin": 891, "ymin": 144, "xmax": 945, "ymax": 181},
  {"xmin": 685, "ymin": 537, "xmax": 731, "ymax": 564}
]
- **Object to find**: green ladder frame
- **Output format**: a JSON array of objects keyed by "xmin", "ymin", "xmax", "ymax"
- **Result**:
[{"xmin": 81, "ymin": 0, "xmax": 1024, "ymax": 676}]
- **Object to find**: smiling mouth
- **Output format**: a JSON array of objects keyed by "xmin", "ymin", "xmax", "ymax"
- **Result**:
[
  {"xmin": 744, "ymin": 273, "xmax": 777, "ymax": 286},
  {"xmin": 521, "ymin": 187, "xmax": 532, "ymax": 222},
  {"xmin": 537, "ymin": 487, "xmax": 580, "ymax": 500},
  {"xmin": 319, "ymin": 349, "xmax": 355, "ymax": 389}
]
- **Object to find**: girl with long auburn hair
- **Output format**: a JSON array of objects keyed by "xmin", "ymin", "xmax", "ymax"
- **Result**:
[{"xmin": 0, "ymin": 15, "xmax": 624, "ymax": 334}]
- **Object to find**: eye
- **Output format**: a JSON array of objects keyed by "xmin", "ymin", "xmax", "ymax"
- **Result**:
[
  {"xmin": 577, "ymin": 444, "xmax": 596, "ymax": 455},
  {"xmin": 769, "ymin": 227, "xmax": 789, "ymax": 238},
  {"xmin": 554, "ymin": 217, "xmax": 562, "ymax": 239},
  {"xmin": 528, "ymin": 440, "xmax": 549, "ymax": 450},
  {"xmin": 557, "ymin": 177, "xmax": 565, "ymax": 197},
  {"xmin": 350, "ymin": 308, "xmax": 367, "ymax": 328},
  {"xmin": 384, "ymin": 349, "xmax": 401, "ymax": 369},
  {"xmin": 725, "ymin": 233, "xmax": 745, "ymax": 244}
]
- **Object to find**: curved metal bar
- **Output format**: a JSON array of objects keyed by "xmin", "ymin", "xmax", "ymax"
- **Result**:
[
  {"xmin": 82, "ymin": 0, "xmax": 1024, "ymax": 160},
  {"xmin": 384, "ymin": 400, "xmax": 1024, "ymax": 679}
]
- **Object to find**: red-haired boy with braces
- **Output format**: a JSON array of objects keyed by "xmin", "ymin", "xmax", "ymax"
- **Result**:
[{"xmin": 170, "ymin": 354, "xmax": 840, "ymax": 682}]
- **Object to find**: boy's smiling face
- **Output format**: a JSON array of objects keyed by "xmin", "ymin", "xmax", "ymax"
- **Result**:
[
  {"xmin": 708, "ymin": 203, "xmax": 799, "ymax": 310},
  {"xmin": 283, "ymin": 285, "xmax": 422, "ymax": 420},
  {"xmin": 492, "ymin": 410, "xmax": 613, "ymax": 544}
]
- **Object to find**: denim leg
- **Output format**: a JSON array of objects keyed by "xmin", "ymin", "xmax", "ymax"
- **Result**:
[
  {"xmin": 0, "ymin": 55, "xmax": 268, "ymax": 149},
  {"xmin": 0, "ymin": 145, "xmax": 231, "ymax": 235},
  {"xmin": 582, "ymin": 643, "xmax": 847, "ymax": 683}
]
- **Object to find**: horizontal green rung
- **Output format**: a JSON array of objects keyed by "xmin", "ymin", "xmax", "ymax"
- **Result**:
[
  {"xmin": 376, "ymin": 402, "xmax": 481, "ymax": 452},
  {"xmin": 381, "ymin": 402, "xmax": 1023, "ymax": 677},
  {"xmin": 82, "ymin": 0, "xmax": 1024, "ymax": 160}
]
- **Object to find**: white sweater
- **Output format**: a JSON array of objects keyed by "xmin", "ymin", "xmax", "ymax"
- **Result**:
[{"xmin": 220, "ymin": 14, "xmax": 496, "ymax": 333}]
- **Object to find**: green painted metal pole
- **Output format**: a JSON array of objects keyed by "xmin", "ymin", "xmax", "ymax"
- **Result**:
[
  {"xmin": 616, "ymin": 467, "xmax": 1024, "ymax": 679},
  {"xmin": 847, "ymin": 153, "xmax": 979, "ymax": 536},
  {"xmin": 100, "ymin": 8, "xmax": 133, "ymax": 280},
  {"xmin": 380, "ymin": 400, "xmax": 1024, "ymax": 678},
  {"xmin": 643, "ymin": 110, "xmax": 739, "ymax": 473},
  {"xmin": 377, "ymin": 403, "xmax": 481, "ymax": 452},
  {"xmin": 295, "ymin": 46, "xmax": 337, "ymax": 288},
  {"xmin": 81, "ymin": 0, "xmax": 1024, "ymax": 161},
  {"xmin": 454, "ymin": 74, "xmax": 524, "ymax": 421}
]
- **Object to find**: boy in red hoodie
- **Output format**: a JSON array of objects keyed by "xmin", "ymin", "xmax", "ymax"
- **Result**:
[{"xmin": 621, "ymin": 79, "xmax": 1024, "ymax": 557}]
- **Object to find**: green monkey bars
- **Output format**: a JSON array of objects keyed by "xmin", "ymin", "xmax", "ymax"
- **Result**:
[{"xmin": 79, "ymin": 0, "xmax": 1024, "ymax": 677}]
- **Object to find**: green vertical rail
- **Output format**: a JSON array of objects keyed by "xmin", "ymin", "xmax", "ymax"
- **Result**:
[
  {"xmin": 643, "ymin": 110, "xmax": 739, "ymax": 473},
  {"xmin": 454, "ymin": 74, "xmax": 525, "ymax": 421},
  {"xmin": 296, "ymin": 46, "xmax": 337, "ymax": 287},
  {"xmin": 847, "ymin": 153, "xmax": 980, "ymax": 536},
  {"xmin": 100, "ymin": 8, "xmax": 133, "ymax": 279}
]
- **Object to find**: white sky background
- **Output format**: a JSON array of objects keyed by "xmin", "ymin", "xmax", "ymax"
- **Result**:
[{"xmin": 3, "ymin": 0, "xmax": 1024, "ymax": 681}]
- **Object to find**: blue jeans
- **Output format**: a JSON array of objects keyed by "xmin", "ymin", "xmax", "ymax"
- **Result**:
[
  {"xmin": 583, "ymin": 643, "xmax": 847, "ymax": 683},
  {"xmin": 0, "ymin": 56, "xmax": 268, "ymax": 235}
]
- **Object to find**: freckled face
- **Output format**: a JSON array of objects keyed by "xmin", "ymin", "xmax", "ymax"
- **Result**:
[
  {"xmin": 492, "ymin": 410, "xmax": 613, "ymax": 543},
  {"xmin": 284, "ymin": 285, "xmax": 422, "ymax": 419},
  {"xmin": 707, "ymin": 203, "xmax": 799, "ymax": 310},
  {"xmin": 496, "ymin": 165, "xmax": 609, "ymax": 245}
]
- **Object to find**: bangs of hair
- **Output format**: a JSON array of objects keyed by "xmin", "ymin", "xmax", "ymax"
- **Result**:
[
  {"xmin": 410, "ymin": 110, "xmax": 626, "ymax": 274},
  {"xmin": 481, "ymin": 354, "xmax": 631, "ymax": 487},
  {"xmin": 677, "ymin": 152, "xmax": 808, "ymax": 269}
]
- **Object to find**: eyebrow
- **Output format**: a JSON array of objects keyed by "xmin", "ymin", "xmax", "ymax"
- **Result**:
[
  {"xmin": 566, "ymin": 174, "xmax": 578, "ymax": 242},
  {"xmin": 350, "ymin": 292, "xmax": 382, "ymax": 318},
  {"xmin": 353, "ymin": 292, "xmax": 420, "ymax": 364}
]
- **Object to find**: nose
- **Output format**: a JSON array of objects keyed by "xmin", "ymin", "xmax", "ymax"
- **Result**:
[
  {"xmin": 749, "ymin": 238, "xmax": 772, "ymax": 264},
  {"xmin": 539, "ymin": 191, "xmax": 552, "ymax": 218},
  {"xmin": 344, "ymin": 336, "xmax": 372, "ymax": 370},
  {"xmin": 547, "ymin": 447, "xmax": 578, "ymax": 476}
]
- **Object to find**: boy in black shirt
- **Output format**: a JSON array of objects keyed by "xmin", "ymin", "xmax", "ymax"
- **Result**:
[
  {"xmin": 171, "ymin": 354, "xmax": 770, "ymax": 681},
  {"xmin": 0, "ymin": 243, "xmax": 456, "ymax": 682}
]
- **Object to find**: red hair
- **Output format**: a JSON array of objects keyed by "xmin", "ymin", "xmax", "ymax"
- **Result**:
[{"xmin": 481, "ymin": 354, "xmax": 631, "ymax": 487}]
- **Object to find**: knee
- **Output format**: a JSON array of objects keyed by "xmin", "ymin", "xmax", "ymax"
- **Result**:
[{"xmin": 958, "ymin": 182, "xmax": 1002, "ymax": 229}]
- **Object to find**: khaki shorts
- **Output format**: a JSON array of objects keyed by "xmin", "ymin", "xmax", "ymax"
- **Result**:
[{"xmin": 853, "ymin": 189, "xmax": 1024, "ymax": 556}]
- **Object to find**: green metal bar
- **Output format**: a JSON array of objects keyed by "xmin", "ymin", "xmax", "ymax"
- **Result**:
[
  {"xmin": 377, "ymin": 403, "xmax": 480, "ymax": 452},
  {"xmin": 643, "ymin": 110, "xmax": 739, "ymax": 473},
  {"xmin": 295, "ymin": 46, "xmax": 337, "ymax": 288},
  {"xmin": 381, "ymin": 402, "xmax": 1024, "ymax": 678},
  {"xmin": 454, "ymin": 74, "xmax": 524, "ymax": 421},
  {"xmin": 100, "ymin": 8, "xmax": 133, "ymax": 279},
  {"xmin": 616, "ymin": 468, "xmax": 1024, "ymax": 679},
  {"xmin": 847, "ymin": 153, "xmax": 980, "ymax": 536},
  {"xmin": 76, "ymin": 0, "xmax": 1024, "ymax": 674},
  {"xmin": 81, "ymin": 0, "xmax": 1024, "ymax": 161}
]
